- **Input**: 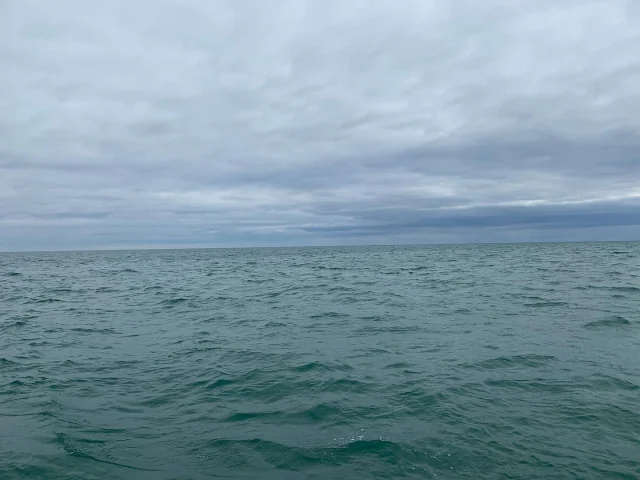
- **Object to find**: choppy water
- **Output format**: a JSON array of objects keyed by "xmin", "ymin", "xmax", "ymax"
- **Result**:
[{"xmin": 1, "ymin": 243, "xmax": 639, "ymax": 479}]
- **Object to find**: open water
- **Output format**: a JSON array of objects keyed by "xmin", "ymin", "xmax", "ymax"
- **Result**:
[{"xmin": 1, "ymin": 243, "xmax": 639, "ymax": 479}]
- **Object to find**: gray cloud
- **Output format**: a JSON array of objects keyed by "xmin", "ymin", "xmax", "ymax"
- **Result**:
[{"xmin": 1, "ymin": 0, "xmax": 639, "ymax": 250}]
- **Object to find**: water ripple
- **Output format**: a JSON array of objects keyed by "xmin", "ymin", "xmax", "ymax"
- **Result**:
[{"xmin": 0, "ymin": 243, "xmax": 639, "ymax": 479}]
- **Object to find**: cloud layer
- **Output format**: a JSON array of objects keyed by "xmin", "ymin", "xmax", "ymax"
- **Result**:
[{"xmin": 1, "ymin": 0, "xmax": 640, "ymax": 250}]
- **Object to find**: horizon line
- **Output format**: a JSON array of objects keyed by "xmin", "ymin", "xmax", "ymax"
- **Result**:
[{"xmin": 0, "ymin": 239, "xmax": 637, "ymax": 254}]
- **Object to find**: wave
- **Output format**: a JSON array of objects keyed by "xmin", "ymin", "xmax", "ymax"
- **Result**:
[
  {"xmin": 189, "ymin": 372, "xmax": 371, "ymax": 403},
  {"xmin": 607, "ymin": 286, "xmax": 640, "ymax": 293},
  {"xmin": 583, "ymin": 316, "xmax": 632, "ymax": 329},
  {"xmin": 222, "ymin": 402, "xmax": 343, "ymax": 424},
  {"xmin": 0, "ymin": 319, "xmax": 29, "ymax": 332},
  {"xmin": 94, "ymin": 286, "xmax": 118, "ymax": 293},
  {"xmin": 54, "ymin": 433, "xmax": 156, "ymax": 471},
  {"xmin": 245, "ymin": 278, "xmax": 275, "ymax": 284},
  {"xmin": 30, "ymin": 297, "xmax": 63, "ymax": 304},
  {"xmin": 392, "ymin": 386, "xmax": 447, "ymax": 415},
  {"xmin": 576, "ymin": 285, "xmax": 640, "ymax": 293},
  {"xmin": 205, "ymin": 378, "xmax": 235, "ymax": 389},
  {"xmin": 463, "ymin": 354, "xmax": 557, "ymax": 370},
  {"xmin": 260, "ymin": 321, "xmax": 288, "ymax": 328},
  {"xmin": 383, "ymin": 362, "xmax": 411, "ymax": 369},
  {"xmin": 521, "ymin": 296, "xmax": 567, "ymax": 307},
  {"xmin": 200, "ymin": 437, "xmax": 432, "ymax": 473},
  {"xmin": 309, "ymin": 312, "xmax": 349, "ymax": 320},
  {"xmin": 47, "ymin": 287, "xmax": 76, "ymax": 293},
  {"xmin": 159, "ymin": 297, "xmax": 188, "ymax": 306},
  {"xmin": 292, "ymin": 361, "xmax": 353, "ymax": 373},
  {"xmin": 524, "ymin": 300, "xmax": 567, "ymax": 307},
  {"xmin": 105, "ymin": 268, "xmax": 139, "ymax": 274},
  {"xmin": 587, "ymin": 374, "xmax": 639, "ymax": 391},
  {"xmin": 484, "ymin": 378, "xmax": 571, "ymax": 393},
  {"xmin": 70, "ymin": 327, "xmax": 118, "ymax": 334}
]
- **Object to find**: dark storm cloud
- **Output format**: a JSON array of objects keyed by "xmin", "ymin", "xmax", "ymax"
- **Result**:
[
  {"xmin": 303, "ymin": 200, "xmax": 640, "ymax": 235},
  {"xmin": 1, "ymin": 0, "xmax": 639, "ymax": 250}
]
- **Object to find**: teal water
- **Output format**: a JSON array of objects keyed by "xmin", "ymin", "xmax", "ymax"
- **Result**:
[{"xmin": 1, "ymin": 243, "xmax": 639, "ymax": 479}]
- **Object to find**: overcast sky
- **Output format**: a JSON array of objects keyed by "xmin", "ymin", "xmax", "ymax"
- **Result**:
[{"xmin": 1, "ymin": 0, "xmax": 640, "ymax": 251}]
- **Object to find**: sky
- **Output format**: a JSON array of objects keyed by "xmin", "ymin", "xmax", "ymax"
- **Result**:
[{"xmin": 1, "ymin": 0, "xmax": 640, "ymax": 251}]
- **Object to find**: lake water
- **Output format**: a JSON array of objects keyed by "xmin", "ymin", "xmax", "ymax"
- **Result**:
[{"xmin": 1, "ymin": 243, "xmax": 639, "ymax": 479}]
